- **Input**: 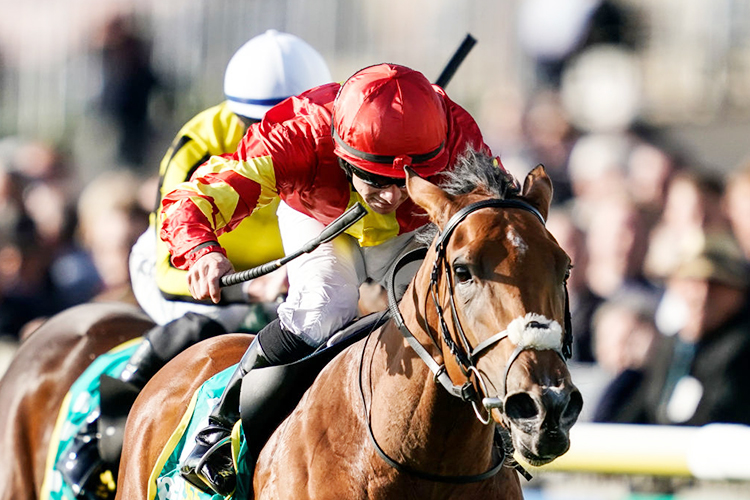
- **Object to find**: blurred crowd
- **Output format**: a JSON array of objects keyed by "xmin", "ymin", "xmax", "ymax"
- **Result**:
[
  {"xmin": 2, "ymin": 3, "xmax": 750, "ymax": 428},
  {"xmin": 0, "ymin": 14, "xmax": 159, "ymax": 343},
  {"xmin": 526, "ymin": 125, "xmax": 750, "ymax": 427},
  {"xmin": 0, "ymin": 137, "xmax": 153, "ymax": 339}
]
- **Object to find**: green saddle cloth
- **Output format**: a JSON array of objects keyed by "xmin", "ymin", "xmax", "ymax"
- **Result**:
[
  {"xmin": 41, "ymin": 338, "xmax": 142, "ymax": 500},
  {"xmin": 148, "ymin": 364, "xmax": 253, "ymax": 500}
]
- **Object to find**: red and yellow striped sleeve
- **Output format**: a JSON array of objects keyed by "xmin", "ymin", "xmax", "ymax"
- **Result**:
[
  {"xmin": 160, "ymin": 153, "xmax": 277, "ymax": 268},
  {"xmin": 160, "ymin": 97, "xmax": 324, "ymax": 269}
]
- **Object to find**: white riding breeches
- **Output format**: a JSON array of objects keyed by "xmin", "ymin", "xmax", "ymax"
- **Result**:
[{"xmin": 275, "ymin": 201, "xmax": 417, "ymax": 346}]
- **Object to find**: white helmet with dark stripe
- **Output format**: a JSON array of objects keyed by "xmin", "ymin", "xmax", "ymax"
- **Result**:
[{"xmin": 223, "ymin": 30, "xmax": 331, "ymax": 120}]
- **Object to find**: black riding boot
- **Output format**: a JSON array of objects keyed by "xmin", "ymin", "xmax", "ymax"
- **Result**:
[
  {"xmin": 57, "ymin": 313, "xmax": 226, "ymax": 499},
  {"xmin": 180, "ymin": 319, "xmax": 315, "ymax": 496},
  {"xmin": 179, "ymin": 336, "xmax": 269, "ymax": 495},
  {"xmin": 117, "ymin": 338, "xmax": 164, "ymax": 388}
]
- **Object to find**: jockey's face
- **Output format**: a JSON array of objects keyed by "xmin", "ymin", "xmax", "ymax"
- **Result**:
[{"xmin": 351, "ymin": 175, "xmax": 409, "ymax": 215}]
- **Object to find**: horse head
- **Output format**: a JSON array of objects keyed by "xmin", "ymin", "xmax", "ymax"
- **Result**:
[{"xmin": 402, "ymin": 152, "xmax": 582, "ymax": 467}]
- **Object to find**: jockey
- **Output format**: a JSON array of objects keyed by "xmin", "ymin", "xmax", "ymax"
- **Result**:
[
  {"xmin": 58, "ymin": 30, "xmax": 331, "ymax": 497},
  {"xmin": 171, "ymin": 62, "xmax": 497, "ymax": 495}
]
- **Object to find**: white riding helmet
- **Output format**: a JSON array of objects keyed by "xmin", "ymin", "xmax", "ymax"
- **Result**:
[{"xmin": 223, "ymin": 30, "xmax": 332, "ymax": 120}]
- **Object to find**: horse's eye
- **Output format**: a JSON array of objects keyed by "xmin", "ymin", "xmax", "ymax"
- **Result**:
[{"xmin": 453, "ymin": 264, "xmax": 473, "ymax": 284}]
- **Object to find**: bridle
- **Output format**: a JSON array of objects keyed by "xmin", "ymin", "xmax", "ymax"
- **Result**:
[
  {"xmin": 361, "ymin": 197, "xmax": 573, "ymax": 483},
  {"xmin": 389, "ymin": 198, "xmax": 573, "ymax": 415}
]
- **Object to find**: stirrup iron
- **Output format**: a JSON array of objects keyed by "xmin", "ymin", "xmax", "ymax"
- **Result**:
[{"xmin": 181, "ymin": 435, "xmax": 236, "ymax": 496}]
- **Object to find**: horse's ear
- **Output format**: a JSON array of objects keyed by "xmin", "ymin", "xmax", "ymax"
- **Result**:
[
  {"xmin": 405, "ymin": 167, "xmax": 455, "ymax": 227},
  {"xmin": 521, "ymin": 165, "xmax": 553, "ymax": 222}
]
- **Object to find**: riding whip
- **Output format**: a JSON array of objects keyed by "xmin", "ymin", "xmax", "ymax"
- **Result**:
[{"xmin": 435, "ymin": 33, "xmax": 477, "ymax": 88}]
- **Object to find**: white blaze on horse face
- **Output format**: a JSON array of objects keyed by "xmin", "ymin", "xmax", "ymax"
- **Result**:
[
  {"xmin": 506, "ymin": 227, "xmax": 528, "ymax": 255},
  {"xmin": 506, "ymin": 313, "xmax": 563, "ymax": 351}
]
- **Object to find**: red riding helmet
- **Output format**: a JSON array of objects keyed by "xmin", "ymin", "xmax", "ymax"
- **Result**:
[{"xmin": 332, "ymin": 63, "xmax": 449, "ymax": 178}]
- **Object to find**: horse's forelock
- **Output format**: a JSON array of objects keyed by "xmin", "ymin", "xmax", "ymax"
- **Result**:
[
  {"xmin": 440, "ymin": 149, "xmax": 519, "ymax": 199},
  {"xmin": 414, "ymin": 149, "xmax": 520, "ymax": 246}
]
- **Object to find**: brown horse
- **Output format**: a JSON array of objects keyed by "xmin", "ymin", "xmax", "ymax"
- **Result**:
[
  {"xmin": 117, "ymin": 154, "xmax": 582, "ymax": 499},
  {"xmin": 0, "ymin": 302, "xmax": 155, "ymax": 500}
]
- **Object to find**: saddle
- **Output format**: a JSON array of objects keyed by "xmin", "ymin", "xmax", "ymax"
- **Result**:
[{"xmin": 239, "ymin": 310, "xmax": 389, "ymax": 458}]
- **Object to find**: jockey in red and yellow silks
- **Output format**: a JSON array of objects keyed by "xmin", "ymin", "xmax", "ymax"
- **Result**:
[
  {"xmin": 160, "ymin": 81, "xmax": 490, "ymax": 270},
  {"xmin": 174, "ymin": 63, "xmax": 501, "ymax": 496},
  {"xmin": 130, "ymin": 30, "xmax": 331, "ymax": 331}
]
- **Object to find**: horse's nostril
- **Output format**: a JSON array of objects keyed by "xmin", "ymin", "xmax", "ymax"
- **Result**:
[
  {"xmin": 527, "ymin": 321, "xmax": 547, "ymax": 329},
  {"xmin": 505, "ymin": 393, "xmax": 539, "ymax": 420},
  {"xmin": 563, "ymin": 390, "xmax": 583, "ymax": 422}
]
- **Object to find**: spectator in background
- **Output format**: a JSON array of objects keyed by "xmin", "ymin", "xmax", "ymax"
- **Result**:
[
  {"xmin": 0, "ymin": 143, "xmax": 47, "ymax": 338},
  {"xmin": 606, "ymin": 232, "xmax": 750, "ymax": 426},
  {"xmin": 644, "ymin": 169, "xmax": 728, "ymax": 281},
  {"xmin": 13, "ymin": 141, "xmax": 102, "ymax": 309},
  {"xmin": 0, "ymin": 217, "xmax": 57, "ymax": 338},
  {"xmin": 25, "ymin": 182, "xmax": 100, "ymax": 309},
  {"xmin": 625, "ymin": 139, "xmax": 678, "ymax": 226},
  {"xmin": 519, "ymin": 90, "xmax": 579, "ymax": 205},
  {"xmin": 723, "ymin": 160, "xmax": 750, "ymax": 260},
  {"xmin": 547, "ymin": 206, "xmax": 602, "ymax": 362},
  {"xmin": 566, "ymin": 132, "xmax": 632, "ymax": 227},
  {"xmin": 664, "ymin": 170, "xmax": 727, "ymax": 231},
  {"xmin": 76, "ymin": 170, "xmax": 150, "ymax": 304},
  {"xmin": 584, "ymin": 193, "xmax": 652, "ymax": 300},
  {"xmin": 590, "ymin": 285, "xmax": 660, "ymax": 422},
  {"xmin": 95, "ymin": 14, "xmax": 159, "ymax": 168},
  {"xmin": 0, "ymin": 138, "xmax": 102, "ymax": 334}
]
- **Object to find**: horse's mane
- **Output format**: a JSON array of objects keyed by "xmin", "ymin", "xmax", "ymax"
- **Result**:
[{"xmin": 415, "ymin": 148, "xmax": 521, "ymax": 245}]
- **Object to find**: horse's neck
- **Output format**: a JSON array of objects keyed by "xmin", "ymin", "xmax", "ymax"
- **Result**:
[{"xmin": 366, "ymin": 320, "xmax": 497, "ymax": 476}]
